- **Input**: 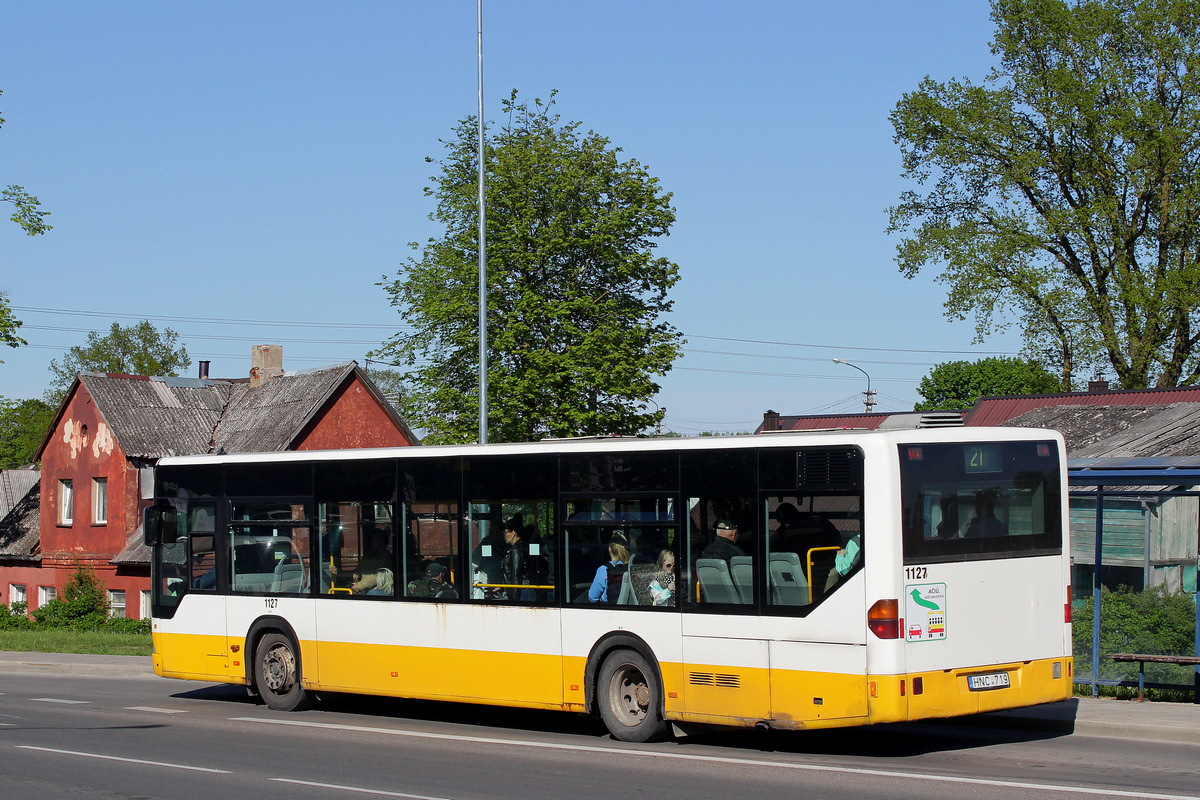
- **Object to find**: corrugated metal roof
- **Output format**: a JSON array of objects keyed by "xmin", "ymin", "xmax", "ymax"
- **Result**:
[
  {"xmin": 763, "ymin": 413, "xmax": 889, "ymax": 432},
  {"xmin": 967, "ymin": 386, "xmax": 1200, "ymax": 426},
  {"xmin": 74, "ymin": 363, "xmax": 373, "ymax": 458},
  {"xmin": 111, "ymin": 527, "xmax": 150, "ymax": 566},
  {"xmin": 213, "ymin": 363, "xmax": 354, "ymax": 454},
  {"xmin": 81, "ymin": 373, "xmax": 231, "ymax": 458},
  {"xmin": 1002, "ymin": 402, "xmax": 1200, "ymax": 459},
  {"xmin": 1, "ymin": 468, "xmax": 39, "ymax": 518},
  {"xmin": 0, "ymin": 477, "xmax": 39, "ymax": 559}
]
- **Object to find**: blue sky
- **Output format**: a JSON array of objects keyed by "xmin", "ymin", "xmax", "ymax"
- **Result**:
[{"xmin": 1, "ymin": 1, "xmax": 1023, "ymax": 434}]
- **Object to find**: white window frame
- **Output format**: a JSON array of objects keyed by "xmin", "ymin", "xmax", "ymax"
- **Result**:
[
  {"xmin": 59, "ymin": 479, "xmax": 74, "ymax": 525},
  {"xmin": 107, "ymin": 589, "xmax": 126, "ymax": 619},
  {"xmin": 9, "ymin": 584, "xmax": 27, "ymax": 605},
  {"xmin": 140, "ymin": 589, "xmax": 151, "ymax": 620},
  {"xmin": 92, "ymin": 477, "xmax": 108, "ymax": 524},
  {"xmin": 38, "ymin": 585, "xmax": 56, "ymax": 606}
]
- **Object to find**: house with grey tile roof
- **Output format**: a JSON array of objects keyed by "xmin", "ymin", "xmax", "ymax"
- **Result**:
[{"xmin": 0, "ymin": 348, "xmax": 418, "ymax": 620}]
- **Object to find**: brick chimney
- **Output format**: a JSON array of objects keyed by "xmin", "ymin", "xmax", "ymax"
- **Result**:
[
  {"xmin": 1088, "ymin": 380, "xmax": 1110, "ymax": 393},
  {"xmin": 250, "ymin": 345, "xmax": 283, "ymax": 388},
  {"xmin": 762, "ymin": 409, "xmax": 781, "ymax": 432}
]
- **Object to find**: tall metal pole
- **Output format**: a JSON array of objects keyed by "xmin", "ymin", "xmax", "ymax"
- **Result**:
[
  {"xmin": 832, "ymin": 358, "xmax": 877, "ymax": 413},
  {"xmin": 476, "ymin": 0, "xmax": 488, "ymax": 444}
]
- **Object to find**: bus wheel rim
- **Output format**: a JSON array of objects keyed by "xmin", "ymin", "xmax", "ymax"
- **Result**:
[
  {"xmin": 609, "ymin": 664, "xmax": 650, "ymax": 726},
  {"xmin": 263, "ymin": 644, "xmax": 296, "ymax": 693}
]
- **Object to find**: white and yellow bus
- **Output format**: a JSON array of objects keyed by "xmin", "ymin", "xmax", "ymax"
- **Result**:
[{"xmin": 143, "ymin": 428, "xmax": 1073, "ymax": 741}]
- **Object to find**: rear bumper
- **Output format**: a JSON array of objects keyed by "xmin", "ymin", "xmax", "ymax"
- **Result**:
[{"xmin": 869, "ymin": 656, "xmax": 1074, "ymax": 724}]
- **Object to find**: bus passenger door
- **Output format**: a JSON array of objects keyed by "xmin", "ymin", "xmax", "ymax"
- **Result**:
[{"xmin": 766, "ymin": 574, "xmax": 869, "ymax": 726}]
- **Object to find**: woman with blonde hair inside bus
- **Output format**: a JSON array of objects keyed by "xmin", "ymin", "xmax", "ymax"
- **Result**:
[
  {"xmin": 588, "ymin": 533, "xmax": 630, "ymax": 604},
  {"xmin": 367, "ymin": 567, "xmax": 394, "ymax": 596}
]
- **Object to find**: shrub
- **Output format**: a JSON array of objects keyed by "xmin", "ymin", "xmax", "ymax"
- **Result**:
[
  {"xmin": 1074, "ymin": 586, "xmax": 1198, "ymax": 688},
  {"xmin": 103, "ymin": 616, "xmax": 150, "ymax": 635},
  {"xmin": 31, "ymin": 598, "xmax": 71, "ymax": 627},
  {"xmin": 29, "ymin": 564, "xmax": 110, "ymax": 630},
  {"xmin": 0, "ymin": 601, "xmax": 33, "ymax": 630}
]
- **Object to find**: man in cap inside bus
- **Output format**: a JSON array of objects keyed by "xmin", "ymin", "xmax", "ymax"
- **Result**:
[
  {"xmin": 407, "ymin": 562, "xmax": 456, "ymax": 598},
  {"xmin": 702, "ymin": 519, "xmax": 745, "ymax": 563}
]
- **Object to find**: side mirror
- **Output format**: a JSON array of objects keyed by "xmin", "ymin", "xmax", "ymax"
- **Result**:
[{"xmin": 143, "ymin": 502, "xmax": 178, "ymax": 547}]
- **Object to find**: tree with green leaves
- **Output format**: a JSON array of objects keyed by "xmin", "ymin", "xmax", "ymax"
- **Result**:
[
  {"xmin": 914, "ymin": 356, "xmax": 1064, "ymax": 411},
  {"xmin": 375, "ymin": 91, "xmax": 683, "ymax": 443},
  {"xmin": 0, "ymin": 397, "xmax": 55, "ymax": 467},
  {"xmin": 0, "ymin": 291, "xmax": 24, "ymax": 359},
  {"xmin": 890, "ymin": 0, "xmax": 1200, "ymax": 391},
  {"xmin": 48, "ymin": 320, "xmax": 191, "ymax": 401},
  {"xmin": 1, "ymin": 89, "xmax": 51, "ymax": 237}
]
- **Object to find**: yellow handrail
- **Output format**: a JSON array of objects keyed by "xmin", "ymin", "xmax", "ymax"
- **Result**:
[
  {"xmin": 806, "ymin": 546, "xmax": 842, "ymax": 604},
  {"xmin": 472, "ymin": 582, "xmax": 555, "ymax": 590}
]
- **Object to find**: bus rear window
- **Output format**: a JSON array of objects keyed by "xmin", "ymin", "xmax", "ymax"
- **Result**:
[{"xmin": 900, "ymin": 441, "xmax": 1062, "ymax": 564}]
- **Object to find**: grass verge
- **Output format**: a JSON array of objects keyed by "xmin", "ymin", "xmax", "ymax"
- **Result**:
[{"xmin": 0, "ymin": 628, "xmax": 151, "ymax": 657}]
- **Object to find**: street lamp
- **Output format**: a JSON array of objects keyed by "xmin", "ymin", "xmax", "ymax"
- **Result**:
[{"xmin": 833, "ymin": 358, "xmax": 877, "ymax": 413}]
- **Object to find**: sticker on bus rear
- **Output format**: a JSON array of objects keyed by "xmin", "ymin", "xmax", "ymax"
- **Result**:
[{"xmin": 905, "ymin": 583, "xmax": 947, "ymax": 642}]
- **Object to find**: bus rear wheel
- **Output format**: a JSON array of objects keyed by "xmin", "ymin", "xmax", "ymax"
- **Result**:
[
  {"xmin": 597, "ymin": 649, "xmax": 668, "ymax": 742},
  {"xmin": 255, "ymin": 632, "xmax": 312, "ymax": 712}
]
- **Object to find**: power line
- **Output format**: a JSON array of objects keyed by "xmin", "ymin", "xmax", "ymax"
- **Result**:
[
  {"xmin": 685, "ymin": 333, "xmax": 1017, "ymax": 357},
  {"xmin": 12, "ymin": 305, "xmax": 409, "ymax": 331},
  {"xmin": 12, "ymin": 305, "xmax": 1016, "ymax": 360},
  {"xmin": 673, "ymin": 366, "xmax": 920, "ymax": 383},
  {"xmin": 22, "ymin": 325, "xmax": 381, "ymax": 347}
]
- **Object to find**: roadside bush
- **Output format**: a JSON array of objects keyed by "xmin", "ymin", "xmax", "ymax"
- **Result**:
[
  {"xmin": 30, "ymin": 598, "xmax": 72, "ymax": 627},
  {"xmin": 0, "ymin": 601, "xmax": 34, "ymax": 630},
  {"xmin": 1074, "ymin": 586, "xmax": 1197, "ymax": 690},
  {"xmin": 27, "ymin": 564, "xmax": 111, "ymax": 630},
  {"xmin": 103, "ymin": 616, "xmax": 150, "ymax": 635}
]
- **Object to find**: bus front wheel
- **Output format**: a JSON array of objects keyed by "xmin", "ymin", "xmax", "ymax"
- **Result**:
[
  {"xmin": 597, "ymin": 649, "xmax": 668, "ymax": 742},
  {"xmin": 255, "ymin": 632, "xmax": 312, "ymax": 712}
]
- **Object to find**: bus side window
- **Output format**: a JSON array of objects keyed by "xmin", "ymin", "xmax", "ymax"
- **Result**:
[
  {"xmin": 765, "ymin": 492, "xmax": 862, "ymax": 608},
  {"xmin": 686, "ymin": 497, "xmax": 755, "ymax": 608}
]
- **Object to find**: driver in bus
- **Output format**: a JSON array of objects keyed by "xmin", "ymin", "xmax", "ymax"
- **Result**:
[{"xmin": 965, "ymin": 490, "xmax": 1007, "ymax": 538}]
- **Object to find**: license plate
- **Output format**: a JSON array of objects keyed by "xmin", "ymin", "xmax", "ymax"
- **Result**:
[{"xmin": 967, "ymin": 671, "xmax": 1010, "ymax": 691}]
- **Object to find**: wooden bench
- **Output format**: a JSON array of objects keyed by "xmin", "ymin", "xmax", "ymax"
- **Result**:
[{"xmin": 1110, "ymin": 653, "xmax": 1200, "ymax": 701}]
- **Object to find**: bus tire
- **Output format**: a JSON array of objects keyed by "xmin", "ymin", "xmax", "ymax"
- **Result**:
[
  {"xmin": 597, "ymin": 649, "xmax": 668, "ymax": 742},
  {"xmin": 255, "ymin": 632, "xmax": 312, "ymax": 712}
]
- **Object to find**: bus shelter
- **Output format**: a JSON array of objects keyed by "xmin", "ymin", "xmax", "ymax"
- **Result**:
[{"xmin": 1068, "ymin": 458, "xmax": 1200, "ymax": 701}]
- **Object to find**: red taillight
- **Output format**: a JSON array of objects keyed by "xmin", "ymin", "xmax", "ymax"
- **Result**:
[
  {"xmin": 868, "ymin": 598, "xmax": 901, "ymax": 639},
  {"xmin": 1065, "ymin": 585, "xmax": 1072, "ymax": 623}
]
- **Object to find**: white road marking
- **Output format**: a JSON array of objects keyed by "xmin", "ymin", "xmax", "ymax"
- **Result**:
[
  {"xmin": 15, "ymin": 746, "xmax": 232, "ymax": 774},
  {"xmin": 31, "ymin": 698, "xmax": 89, "ymax": 704},
  {"xmin": 272, "ymin": 778, "xmax": 455, "ymax": 799},
  {"xmin": 233, "ymin": 716, "xmax": 1200, "ymax": 800},
  {"xmin": 124, "ymin": 706, "xmax": 187, "ymax": 714}
]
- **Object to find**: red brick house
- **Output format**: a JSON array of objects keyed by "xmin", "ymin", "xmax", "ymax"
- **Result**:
[{"xmin": 0, "ymin": 351, "xmax": 417, "ymax": 619}]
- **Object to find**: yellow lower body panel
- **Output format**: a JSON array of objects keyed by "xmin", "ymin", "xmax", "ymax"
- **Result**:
[
  {"xmin": 315, "ymin": 640, "xmax": 567, "ymax": 711},
  {"xmin": 153, "ymin": 631, "xmax": 245, "ymax": 684},
  {"xmin": 153, "ymin": 631, "xmax": 1072, "ymax": 732}
]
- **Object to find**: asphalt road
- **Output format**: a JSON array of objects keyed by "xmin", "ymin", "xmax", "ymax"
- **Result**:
[{"xmin": 1, "ymin": 671, "xmax": 1198, "ymax": 800}]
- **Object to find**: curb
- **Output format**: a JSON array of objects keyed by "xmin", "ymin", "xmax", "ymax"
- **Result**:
[{"xmin": 0, "ymin": 655, "xmax": 155, "ymax": 678}]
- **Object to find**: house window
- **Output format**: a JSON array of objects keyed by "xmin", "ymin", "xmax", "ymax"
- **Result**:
[
  {"xmin": 92, "ymin": 477, "xmax": 108, "ymax": 524},
  {"xmin": 108, "ymin": 589, "xmax": 126, "ymax": 619},
  {"xmin": 38, "ymin": 586, "xmax": 57, "ymax": 606},
  {"xmin": 9, "ymin": 584, "xmax": 26, "ymax": 605},
  {"xmin": 59, "ymin": 479, "xmax": 74, "ymax": 525},
  {"xmin": 140, "ymin": 589, "xmax": 150, "ymax": 620}
]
